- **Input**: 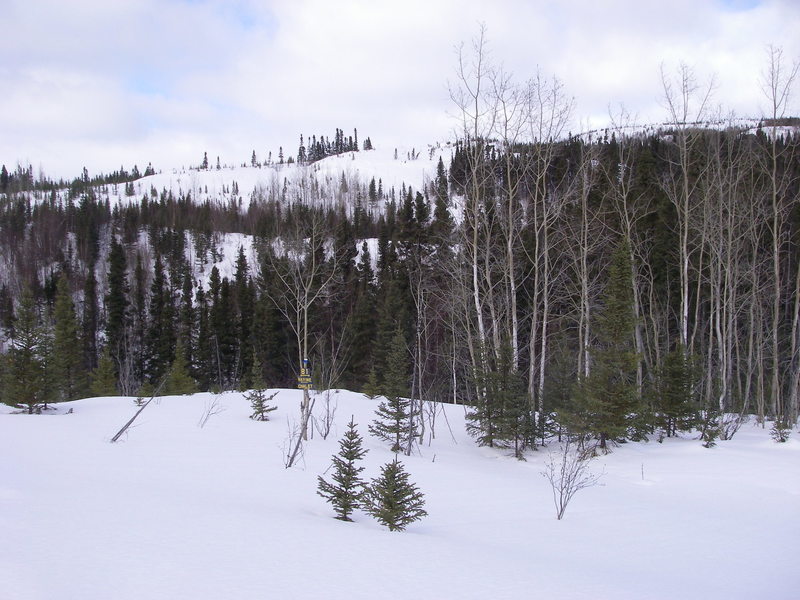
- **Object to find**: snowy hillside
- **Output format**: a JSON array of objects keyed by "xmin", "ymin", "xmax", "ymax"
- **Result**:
[
  {"xmin": 1, "ymin": 391, "xmax": 797, "ymax": 600},
  {"xmin": 88, "ymin": 143, "xmax": 453, "ymax": 210}
]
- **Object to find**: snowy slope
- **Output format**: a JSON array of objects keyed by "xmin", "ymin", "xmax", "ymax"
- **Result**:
[
  {"xmin": 1, "ymin": 391, "xmax": 797, "ymax": 600},
  {"xmin": 92, "ymin": 143, "xmax": 453, "ymax": 210}
]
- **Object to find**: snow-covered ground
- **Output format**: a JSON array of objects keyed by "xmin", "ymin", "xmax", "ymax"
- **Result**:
[{"xmin": 1, "ymin": 391, "xmax": 797, "ymax": 600}]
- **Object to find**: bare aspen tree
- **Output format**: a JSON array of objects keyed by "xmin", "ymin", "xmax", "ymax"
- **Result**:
[
  {"xmin": 263, "ymin": 171, "xmax": 341, "ymax": 443},
  {"xmin": 759, "ymin": 45, "xmax": 799, "ymax": 420},
  {"xmin": 702, "ymin": 123, "xmax": 755, "ymax": 413},
  {"xmin": 523, "ymin": 71, "xmax": 573, "ymax": 426},
  {"xmin": 491, "ymin": 65, "xmax": 532, "ymax": 369},
  {"xmin": 449, "ymin": 23, "xmax": 496, "ymax": 378},
  {"xmin": 568, "ymin": 133, "xmax": 606, "ymax": 382},
  {"xmin": 659, "ymin": 62, "xmax": 716, "ymax": 352}
]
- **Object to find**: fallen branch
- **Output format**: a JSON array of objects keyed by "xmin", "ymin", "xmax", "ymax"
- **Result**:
[{"xmin": 110, "ymin": 376, "xmax": 168, "ymax": 443}]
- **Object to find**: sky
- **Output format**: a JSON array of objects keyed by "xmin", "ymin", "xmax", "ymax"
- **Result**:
[{"xmin": 2, "ymin": 0, "xmax": 799, "ymax": 180}]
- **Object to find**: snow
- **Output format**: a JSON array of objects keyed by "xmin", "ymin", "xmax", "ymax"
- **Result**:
[
  {"xmin": 1, "ymin": 391, "xmax": 798, "ymax": 599},
  {"xmin": 84, "ymin": 143, "xmax": 452, "ymax": 210}
]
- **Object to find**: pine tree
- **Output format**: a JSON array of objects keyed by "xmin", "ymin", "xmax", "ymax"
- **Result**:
[
  {"xmin": 90, "ymin": 346, "xmax": 118, "ymax": 396},
  {"xmin": 52, "ymin": 275, "xmax": 86, "ymax": 402},
  {"xmin": 362, "ymin": 366, "xmax": 380, "ymax": 399},
  {"xmin": 105, "ymin": 237, "xmax": 129, "ymax": 369},
  {"xmin": 564, "ymin": 240, "xmax": 639, "ymax": 450},
  {"xmin": 655, "ymin": 344, "xmax": 698, "ymax": 437},
  {"xmin": 246, "ymin": 351, "xmax": 277, "ymax": 420},
  {"xmin": 363, "ymin": 459, "xmax": 427, "ymax": 531},
  {"xmin": 466, "ymin": 341, "xmax": 530, "ymax": 457},
  {"xmin": 165, "ymin": 339, "xmax": 197, "ymax": 395},
  {"xmin": 5, "ymin": 289, "xmax": 47, "ymax": 413},
  {"xmin": 0, "ymin": 283, "xmax": 14, "ymax": 333},
  {"xmin": 317, "ymin": 418, "xmax": 368, "ymax": 521},
  {"xmin": 234, "ymin": 246, "xmax": 254, "ymax": 387},
  {"xmin": 144, "ymin": 254, "xmax": 175, "ymax": 384},
  {"xmin": 369, "ymin": 326, "xmax": 415, "ymax": 452}
]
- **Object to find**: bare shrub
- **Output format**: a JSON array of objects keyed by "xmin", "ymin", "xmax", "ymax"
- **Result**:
[
  {"xmin": 541, "ymin": 436, "xmax": 603, "ymax": 520},
  {"xmin": 313, "ymin": 390, "xmax": 338, "ymax": 440},
  {"xmin": 198, "ymin": 394, "xmax": 225, "ymax": 429}
]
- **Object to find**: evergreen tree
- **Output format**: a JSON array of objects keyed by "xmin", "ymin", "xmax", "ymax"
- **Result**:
[
  {"xmin": 144, "ymin": 254, "xmax": 175, "ymax": 384},
  {"xmin": 369, "ymin": 326, "xmax": 415, "ymax": 453},
  {"xmin": 246, "ymin": 350, "xmax": 277, "ymax": 420},
  {"xmin": 362, "ymin": 366, "xmax": 380, "ymax": 399},
  {"xmin": 317, "ymin": 418, "xmax": 368, "ymax": 521},
  {"xmin": 466, "ymin": 341, "xmax": 530, "ymax": 457},
  {"xmin": 5, "ymin": 289, "xmax": 47, "ymax": 413},
  {"xmin": 363, "ymin": 459, "xmax": 427, "ymax": 531},
  {"xmin": 247, "ymin": 386, "xmax": 278, "ymax": 421},
  {"xmin": 52, "ymin": 275, "xmax": 86, "ymax": 402},
  {"xmin": 564, "ymin": 240, "xmax": 639, "ymax": 450},
  {"xmin": 252, "ymin": 289, "xmax": 281, "ymax": 386},
  {"xmin": 90, "ymin": 346, "xmax": 118, "ymax": 396},
  {"xmin": 234, "ymin": 246, "xmax": 254, "ymax": 387},
  {"xmin": 179, "ymin": 271, "xmax": 194, "ymax": 361},
  {"xmin": 0, "ymin": 284, "xmax": 14, "ymax": 333},
  {"xmin": 414, "ymin": 191, "xmax": 430, "ymax": 232},
  {"xmin": 194, "ymin": 285, "xmax": 213, "ymax": 390},
  {"xmin": 105, "ymin": 237, "xmax": 129, "ymax": 370},
  {"xmin": 655, "ymin": 344, "xmax": 698, "ymax": 437},
  {"xmin": 164, "ymin": 339, "xmax": 196, "ymax": 395}
]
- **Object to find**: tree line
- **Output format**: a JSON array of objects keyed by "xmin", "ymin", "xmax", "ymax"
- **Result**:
[{"xmin": 1, "ymin": 43, "xmax": 798, "ymax": 452}]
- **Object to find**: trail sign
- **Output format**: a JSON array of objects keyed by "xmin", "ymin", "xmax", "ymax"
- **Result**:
[{"xmin": 297, "ymin": 367, "xmax": 312, "ymax": 390}]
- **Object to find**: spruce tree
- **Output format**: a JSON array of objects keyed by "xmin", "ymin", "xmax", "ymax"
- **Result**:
[
  {"xmin": 144, "ymin": 254, "xmax": 176, "ymax": 385},
  {"xmin": 90, "ymin": 346, "xmax": 118, "ymax": 396},
  {"xmin": 81, "ymin": 261, "xmax": 99, "ymax": 372},
  {"xmin": 564, "ymin": 240, "xmax": 639, "ymax": 450},
  {"xmin": 369, "ymin": 326, "xmax": 415, "ymax": 453},
  {"xmin": 363, "ymin": 459, "xmax": 427, "ymax": 531},
  {"xmin": 317, "ymin": 418, "xmax": 368, "ymax": 521},
  {"xmin": 466, "ymin": 341, "xmax": 530, "ymax": 457},
  {"xmin": 655, "ymin": 344, "xmax": 698, "ymax": 437},
  {"xmin": 362, "ymin": 366, "xmax": 380, "ymax": 399},
  {"xmin": 165, "ymin": 339, "xmax": 197, "ymax": 395},
  {"xmin": 5, "ymin": 289, "xmax": 47, "ymax": 413},
  {"xmin": 246, "ymin": 351, "xmax": 277, "ymax": 420},
  {"xmin": 52, "ymin": 275, "xmax": 86, "ymax": 402},
  {"xmin": 105, "ymin": 237, "xmax": 129, "ymax": 369}
]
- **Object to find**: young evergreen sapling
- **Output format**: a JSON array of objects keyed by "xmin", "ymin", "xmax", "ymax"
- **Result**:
[
  {"xmin": 362, "ymin": 459, "xmax": 427, "ymax": 531},
  {"xmin": 246, "ymin": 352, "xmax": 277, "ymax": 421},
  {"xmin": 369, "ymin": 326, "xmax": 416, "ymax": 453},
  {"xmin": 317, "ymin": 418, "xmax": 368, "ymax": 521}
]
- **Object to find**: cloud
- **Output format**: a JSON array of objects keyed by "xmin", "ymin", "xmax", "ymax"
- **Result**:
[{"xmin": 1, "ymin": 0, "xmax": 798, "ymax": 179}]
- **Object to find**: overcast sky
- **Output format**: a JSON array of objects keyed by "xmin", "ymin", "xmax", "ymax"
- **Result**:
[{"xmin": 2, "ymin": 0, "xmax": 799, "ymax": 180}]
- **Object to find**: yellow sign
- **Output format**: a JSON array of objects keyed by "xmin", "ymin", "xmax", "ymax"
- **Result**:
[{"xmin": 297, "ymin": 368, "xmax": 312, "ymax": 389}]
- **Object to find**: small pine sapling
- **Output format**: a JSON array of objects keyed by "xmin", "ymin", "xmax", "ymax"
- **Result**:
[
  {"xmin": 317, "ymin": 418, "xmax": 368, "ymax": 521},
  {"xmin": 363, "ymin": 459, "xmax": 427, "ymax": 531},
  {"xmin": 246, "ymin": 353, "xmax": 277, "ymax": 421},
  {"xmin": 369, "ymin": 326, "xmax": 416, "ymax": 453},
  {"xmin": 362, "ymin": 366, "xmax": 380, "ymax": 400},
  {"xmin": 248, "ymin": 389, "xmax": 278, "ymax": 421}
]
